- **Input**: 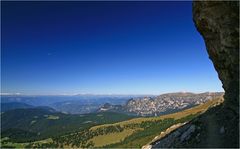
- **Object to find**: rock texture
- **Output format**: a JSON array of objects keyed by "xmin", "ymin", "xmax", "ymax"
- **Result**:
[
  {"xmin": 151, "ymin": 123, "xmax": 197, "ymax": 148},
  {"xmin": 193, "ymin": 1, "xmax": 239, "ymax": 113}
]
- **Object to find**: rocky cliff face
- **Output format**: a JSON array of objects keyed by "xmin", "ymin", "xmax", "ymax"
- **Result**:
[
  {"xmin": 148, "ymin": 1, "xmax": 239, "ymax": 148},
  {"xmin": 193, "ymin": 1, "xmax": 239, "ymax": 113}
]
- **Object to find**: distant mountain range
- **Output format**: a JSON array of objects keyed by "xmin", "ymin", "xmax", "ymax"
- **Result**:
[
  {"xmin": 1, "ymin": 92, "xmax": 224, "ymax": 115},
  {"xmin": 1, "ymin": 102, "xmax": 34, "ymax": 112},
  {"xmin": 50, "ymin": 101, "xmax": 100, "ymax": 114},
  {"xmin": 1, "ymin": 95, "xmax": 147, "ymax": 114},
  {"xmin": 98, "ymin": 92, "xmax": 224, "ymax": 116},
  {"xmin": 1, "ymin": 94, "xmax": 145, "ymax": 105}
]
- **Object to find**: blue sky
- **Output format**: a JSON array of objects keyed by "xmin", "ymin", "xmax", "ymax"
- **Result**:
[{"xmin": 1, "ymin": 1, "xmax": 223, "ymax": 95}]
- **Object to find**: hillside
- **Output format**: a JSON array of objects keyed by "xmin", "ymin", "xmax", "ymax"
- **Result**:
[
  {"xmin": 11, "ymin": 97, "xmax": 223, "ymax": 148},
  {"xmin": 1, "ymin": 108, "xmax": 136, "ymax": 143},
  {"xmin": 148, "ymin": 102, "xmax": 238, "ymax": 148}
]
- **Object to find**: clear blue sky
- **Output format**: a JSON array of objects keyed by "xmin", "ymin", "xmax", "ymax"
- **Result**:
[{"xmin": 1, "ymin": 1, "xmax": 223, "ymax": 95}]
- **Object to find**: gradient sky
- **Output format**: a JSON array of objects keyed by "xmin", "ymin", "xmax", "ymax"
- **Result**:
[{"xmin": 1, "ymin": 1, "xmax": 223, "ymax": 95}]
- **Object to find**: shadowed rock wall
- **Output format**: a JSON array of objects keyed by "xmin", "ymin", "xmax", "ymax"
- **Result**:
[{"xmin": 193, "ymin": 1, "xmax": 239, "ymax": 113}]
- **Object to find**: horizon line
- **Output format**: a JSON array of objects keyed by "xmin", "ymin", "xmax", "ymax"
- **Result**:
[{"xmin": 0, "ymin": 91, "xmax": 225, "ymax": 96}]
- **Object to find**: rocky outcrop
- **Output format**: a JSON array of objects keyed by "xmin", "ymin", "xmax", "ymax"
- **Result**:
[
  {"xmin": 193, "ymin": 1, "xmax": 239, "ymax": 113},
  {"xmin": 148, "ymin": 2, "xmax": 239, "ymax": 148},
  {"xmin": 151, "ymin": 123, "xmax": 197, "ymax": 148}
]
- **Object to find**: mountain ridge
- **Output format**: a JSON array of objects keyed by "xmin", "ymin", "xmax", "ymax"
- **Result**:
[{"xmin": 98, "ymin": 92, "xmax": 224, "ymax": 116}]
